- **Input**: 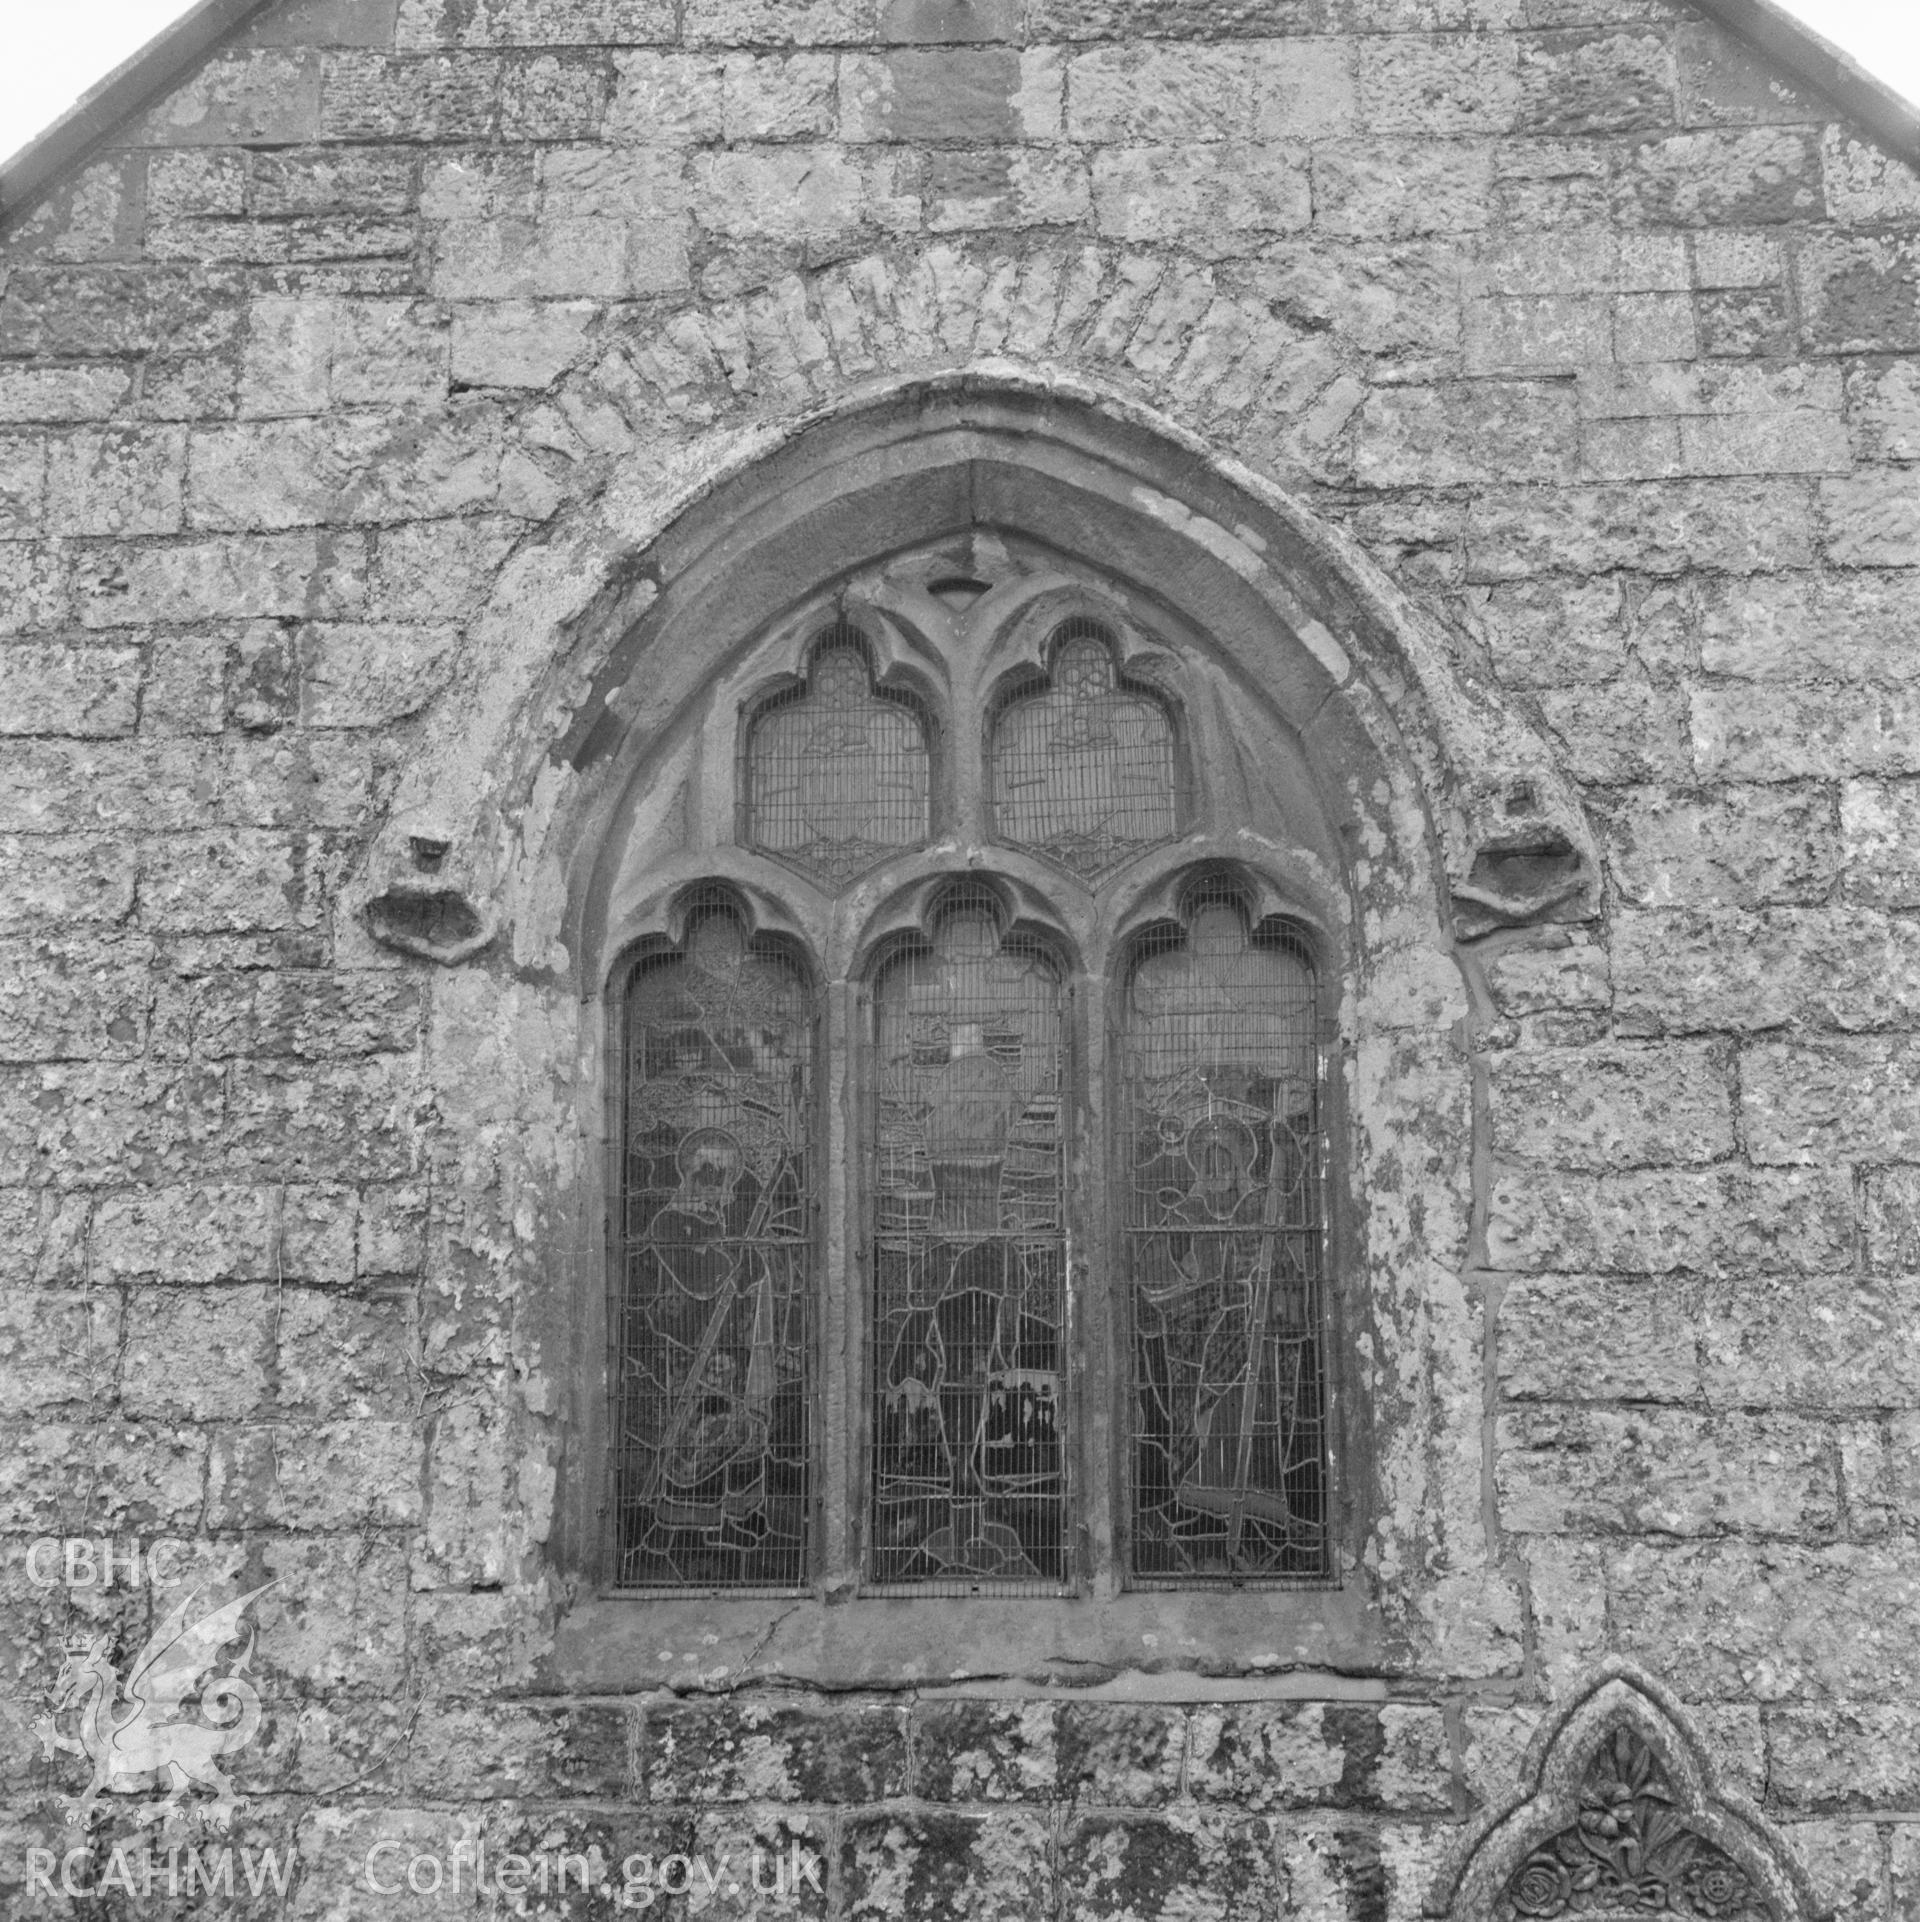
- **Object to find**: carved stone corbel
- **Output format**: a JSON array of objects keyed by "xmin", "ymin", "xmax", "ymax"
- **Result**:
[{"xmin": 359, "ymin": 811, "xmax": 497, "ymax": 965}]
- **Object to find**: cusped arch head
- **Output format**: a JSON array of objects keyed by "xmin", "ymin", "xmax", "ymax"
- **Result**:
[
  {"xmin": 351, "ymin": 370, "xmax": 1597, "ymax": 974},
  {"xmin": 1430, "ymin": 1664, "xmax": 1827, "ymax": 1922}
]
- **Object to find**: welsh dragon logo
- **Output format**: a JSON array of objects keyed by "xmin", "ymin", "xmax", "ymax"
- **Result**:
[{"xmin": 35, "ymin": 1583, "xmax": 275, "ymax": 1833}]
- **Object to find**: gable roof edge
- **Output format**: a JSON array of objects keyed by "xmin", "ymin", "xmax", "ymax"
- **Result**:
[
  {"xmin": 0, "ymin": 0, "xmax": 1916, "ymax": 234},
  {"xmin": 0, "ymin": 0, "xmax": 274, "ymax": 229},
  {"xmin": 1692, "ymin": 0, "xmax": 1920, "ymax": 166}
]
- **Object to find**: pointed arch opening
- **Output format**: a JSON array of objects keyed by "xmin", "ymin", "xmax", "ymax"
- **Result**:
[{"xmin": 454, "ymin": 375, "xmax": 1602, "ymax": 1689}]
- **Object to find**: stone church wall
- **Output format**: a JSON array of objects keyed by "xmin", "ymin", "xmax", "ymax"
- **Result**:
[{"xmin": 2, "ymin": 0, "xmax": 1918, "ymax": 1914}]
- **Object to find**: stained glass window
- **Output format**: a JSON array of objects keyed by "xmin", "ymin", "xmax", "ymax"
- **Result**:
[
  {"xmin": 866, "ymin": 889, "xmax": 1070, "ymax": 1593},
  {"xmin": 615, "ymin": 578, "xmax": 1346, "ymax": 1598},
  {"xmin": 1121, "ymin": 891, "xmax": 1330, "ymax": 1583},
  {"xmin": 615, "ymin": 901, "xmax": 814, "ymax": 1589},
  {"xmin": 989, "ymin": 620, "xmax": 1178, "ymax": 878},
  {"xmin": 745, "ymin": 631, "xmax": 930, "ymax": 886}
]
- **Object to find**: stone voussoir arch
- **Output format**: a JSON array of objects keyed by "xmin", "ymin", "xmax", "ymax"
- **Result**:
[{"xmin": 353, "ymin": 365, "xmax": 1600, "ymax": 976}]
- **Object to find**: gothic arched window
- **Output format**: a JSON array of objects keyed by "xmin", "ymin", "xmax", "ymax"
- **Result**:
[{"xmin": 610, "ymin": 581, "xmax": 1339, "ymax": 1597}]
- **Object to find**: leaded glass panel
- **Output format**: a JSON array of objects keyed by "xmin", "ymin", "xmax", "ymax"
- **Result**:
[
  {"xmin": 1121, "ymin": 894, "xmax": 1330, "ymax": 1583},
  {"xmin": 745, "ymin": 633, "xmax": 930, "ymax": 886},
  {"xmin": 866, "ymin": 891, "xmax": 1070, "ymax": 1593},
  {"xmin": 616, "ymin": 903, "xmax": 814, "ymax": 1588},
  {"xmin": 989, "ymin": 620, "xmax": 1177, "ymax": 878}
]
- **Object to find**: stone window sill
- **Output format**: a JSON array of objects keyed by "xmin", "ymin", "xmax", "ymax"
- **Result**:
[{"xmin": 553, "ymin": 1586, "xmax": 1384, "ymax": 1693}]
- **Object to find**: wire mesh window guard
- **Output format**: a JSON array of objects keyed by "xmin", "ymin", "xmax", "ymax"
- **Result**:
[
  {"xmin": 866, "ymin": 888, "xmax": 1071, "ymax": 1594},
  {"xmin": 989, "ymin": 620, "xmax": 1178, "ymax": 879},
  {"xmin": 744, "ymin": 631, "xmax": 931, "ymax": 887},
  {"xmin": 615, "ymin": 899, "xmax": 814, "ymax": 1589},
  {"xmin": 1120, "ymin": 891, "xmax": 1331, "ymax": 1584}
]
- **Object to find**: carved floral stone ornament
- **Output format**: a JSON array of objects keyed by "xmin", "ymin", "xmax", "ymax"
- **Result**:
[{"xmin": 1430, "ymin": 1668, "xmax": 1824, "ymax": 1922}]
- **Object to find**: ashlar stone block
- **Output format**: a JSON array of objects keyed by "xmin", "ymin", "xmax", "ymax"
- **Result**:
[
  {"xmin": 430, "ymin": 214, "xmax": 689, "ymax": 298},
  {"xmin": 0, "ymin": 1288, "xmax": 119, "ymax": 1412},
  {"xmin": 0, "ymin": 835, "xmax": 137, "ymax": 932},
  {"xmin": 1698, "ymin": 569, "xmax": 1920, "ymax": 681},
  {"xmin": 1742, "ymin": 1034, "xmax": 1920, "ymax": 1165},
  {"xmin": 848, "ymin": 48, "xmax": 1022, "ymax": 142},
  {"xmin": 1496, "ymin": 1405, "xmax": 1838, "ymax": 1538},
  {"xmin": 120, "ymin": 1287, "xmax": 276, "ymax": 1421},
  {"xmin": 1820, "ymin": 469, "xmax": 1920, "ymax": 568},
  {"xmin": 1843, "ymin": 781, "xmax": 1920, "ymax": 908},
  {"xmin": 299, "ymin": 620, "xmax": 460, "ymax": 726},
  {"xmin": 0, "ymin": 365, "xmax": 131, "ymax": 424},
  {"xmin": 1356, "ymin": 378, "xmax": 1577, "ymax": 486},
  {"xmin": 45, "ymin": 426, "xmax": 185, "ymax": 537},
  {"xmin": 0, "ymin": 642, "xmax": 142, "ymax": 739},
  {"xmin": 451, "ymin": 300, "xmax": 596, "ymax": 388},
  {"xmin": 1694, "ymin": 686, "xmax": 1920, "ymax": 780},
  {"xmin": 645, "ymin": 1698, "xmax": 911, "ymax": 1803},
  {"xmin": 1490, "ymin": 1041, "xmax": 1735, "ymax": 1170},
  {"xmin": 1799, "ymin": 234, "xmax": 1920, "ymax": 353},
  {"xmin": 1603, "ymin": 784, "xmax": 1839, "ymax": 908},
  {"xmin": 1615, "ymin": 908, "xmax": 1920, "ymax": 1033},
  {"xmin": 1617, "ymin": 127, "xmax": 1823, "ymax": 226},
  {"xmin": 1359, "ymin": 32, "xmax": 1520, "ymax": 136},
  {"xmin": 1763, "ymin": 1709, "xmax": 1920, "ymax": 1811},
  {"xmin": 1312, "ymin": 139, "xmax": 1494, "ymax": 238},
  {"xmin": 1515, "ymin": 26, "xmax": 1677, "ymax": 137},
  {"xmin": 912, "ymin": 1701, "xmax": 1058, "ymax": 1801},
  {"xmin": 1607, "ymin": 1539, "xmax": 1920, "ymax": 1702},
  {"xmin": 207, "ymin": 1419, "xmax": 422, "ymax": 1529},
  {"xmin": 0, "ymin": 930, "xmax": 151, "ymax": 1063},
  {"xmin": 1093, "ymin": 143, "xmax": 1309, "ymax": 249},
  {"xmin": 1064, "ymin": 43, "xmax": 1263, "ymax": 143},
  {"xmin": 1058, "ymin": 1811, "xmax": 1281, "ymax": 1922},
  {"xmin": 0, "ymin": 1421, "xmax": 206, "ymax": 1532},
  {"xmin": 1822, "ymin": 129, "xmax": 1920, "ymax": 225},
  {"xmin": 135, "ymin": 49, "xmax": 325, "ymax": 146},
  {"xmin": 77, "ymin": 532, "xmax": 368, "ymax": 627},
  {"xmin": 1499, "ymin": 1274, "xmax": 1702, "ymax": 1403},
  {"xmin": 1485, "ymin": 1164, "xmax": 1852, "ymax": 1276}
]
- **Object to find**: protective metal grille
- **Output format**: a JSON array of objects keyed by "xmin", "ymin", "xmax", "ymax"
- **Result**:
[
  {"xmin": 1120, "ymin": 892, "xmax": 1330, "ymax": 1584},
  {"xmin": 745, "ymin": 632, "xmax": 930, "ymax": 886},
  {"xmin": 615, "ymin": 901, "xmax": 814, "ymax": 1589},
  {"xmin": 988, "ymin": 620, "xmax": 1177, "ymax": 879},
  {"xmin": 866, "ymin": 889, "xmax": 1070, "ymax": 1593}
]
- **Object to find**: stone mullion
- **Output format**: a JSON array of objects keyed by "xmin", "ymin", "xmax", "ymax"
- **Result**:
[{"xmin": 818, "ymin": 969, "xmax": 860, "ymax": 1591}]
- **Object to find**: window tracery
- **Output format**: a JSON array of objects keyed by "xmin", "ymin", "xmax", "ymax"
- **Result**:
[
  {"xmin": 743, "ymin": 630, "xmax": 930, "ymax": 886},
  {"xmin": 988, "ymin": 619, "xmax": 1179, "ymax": 878},
  {"xmin": 611, "ymin": 577, "xmax": 1338, "ymax": 1596}
]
